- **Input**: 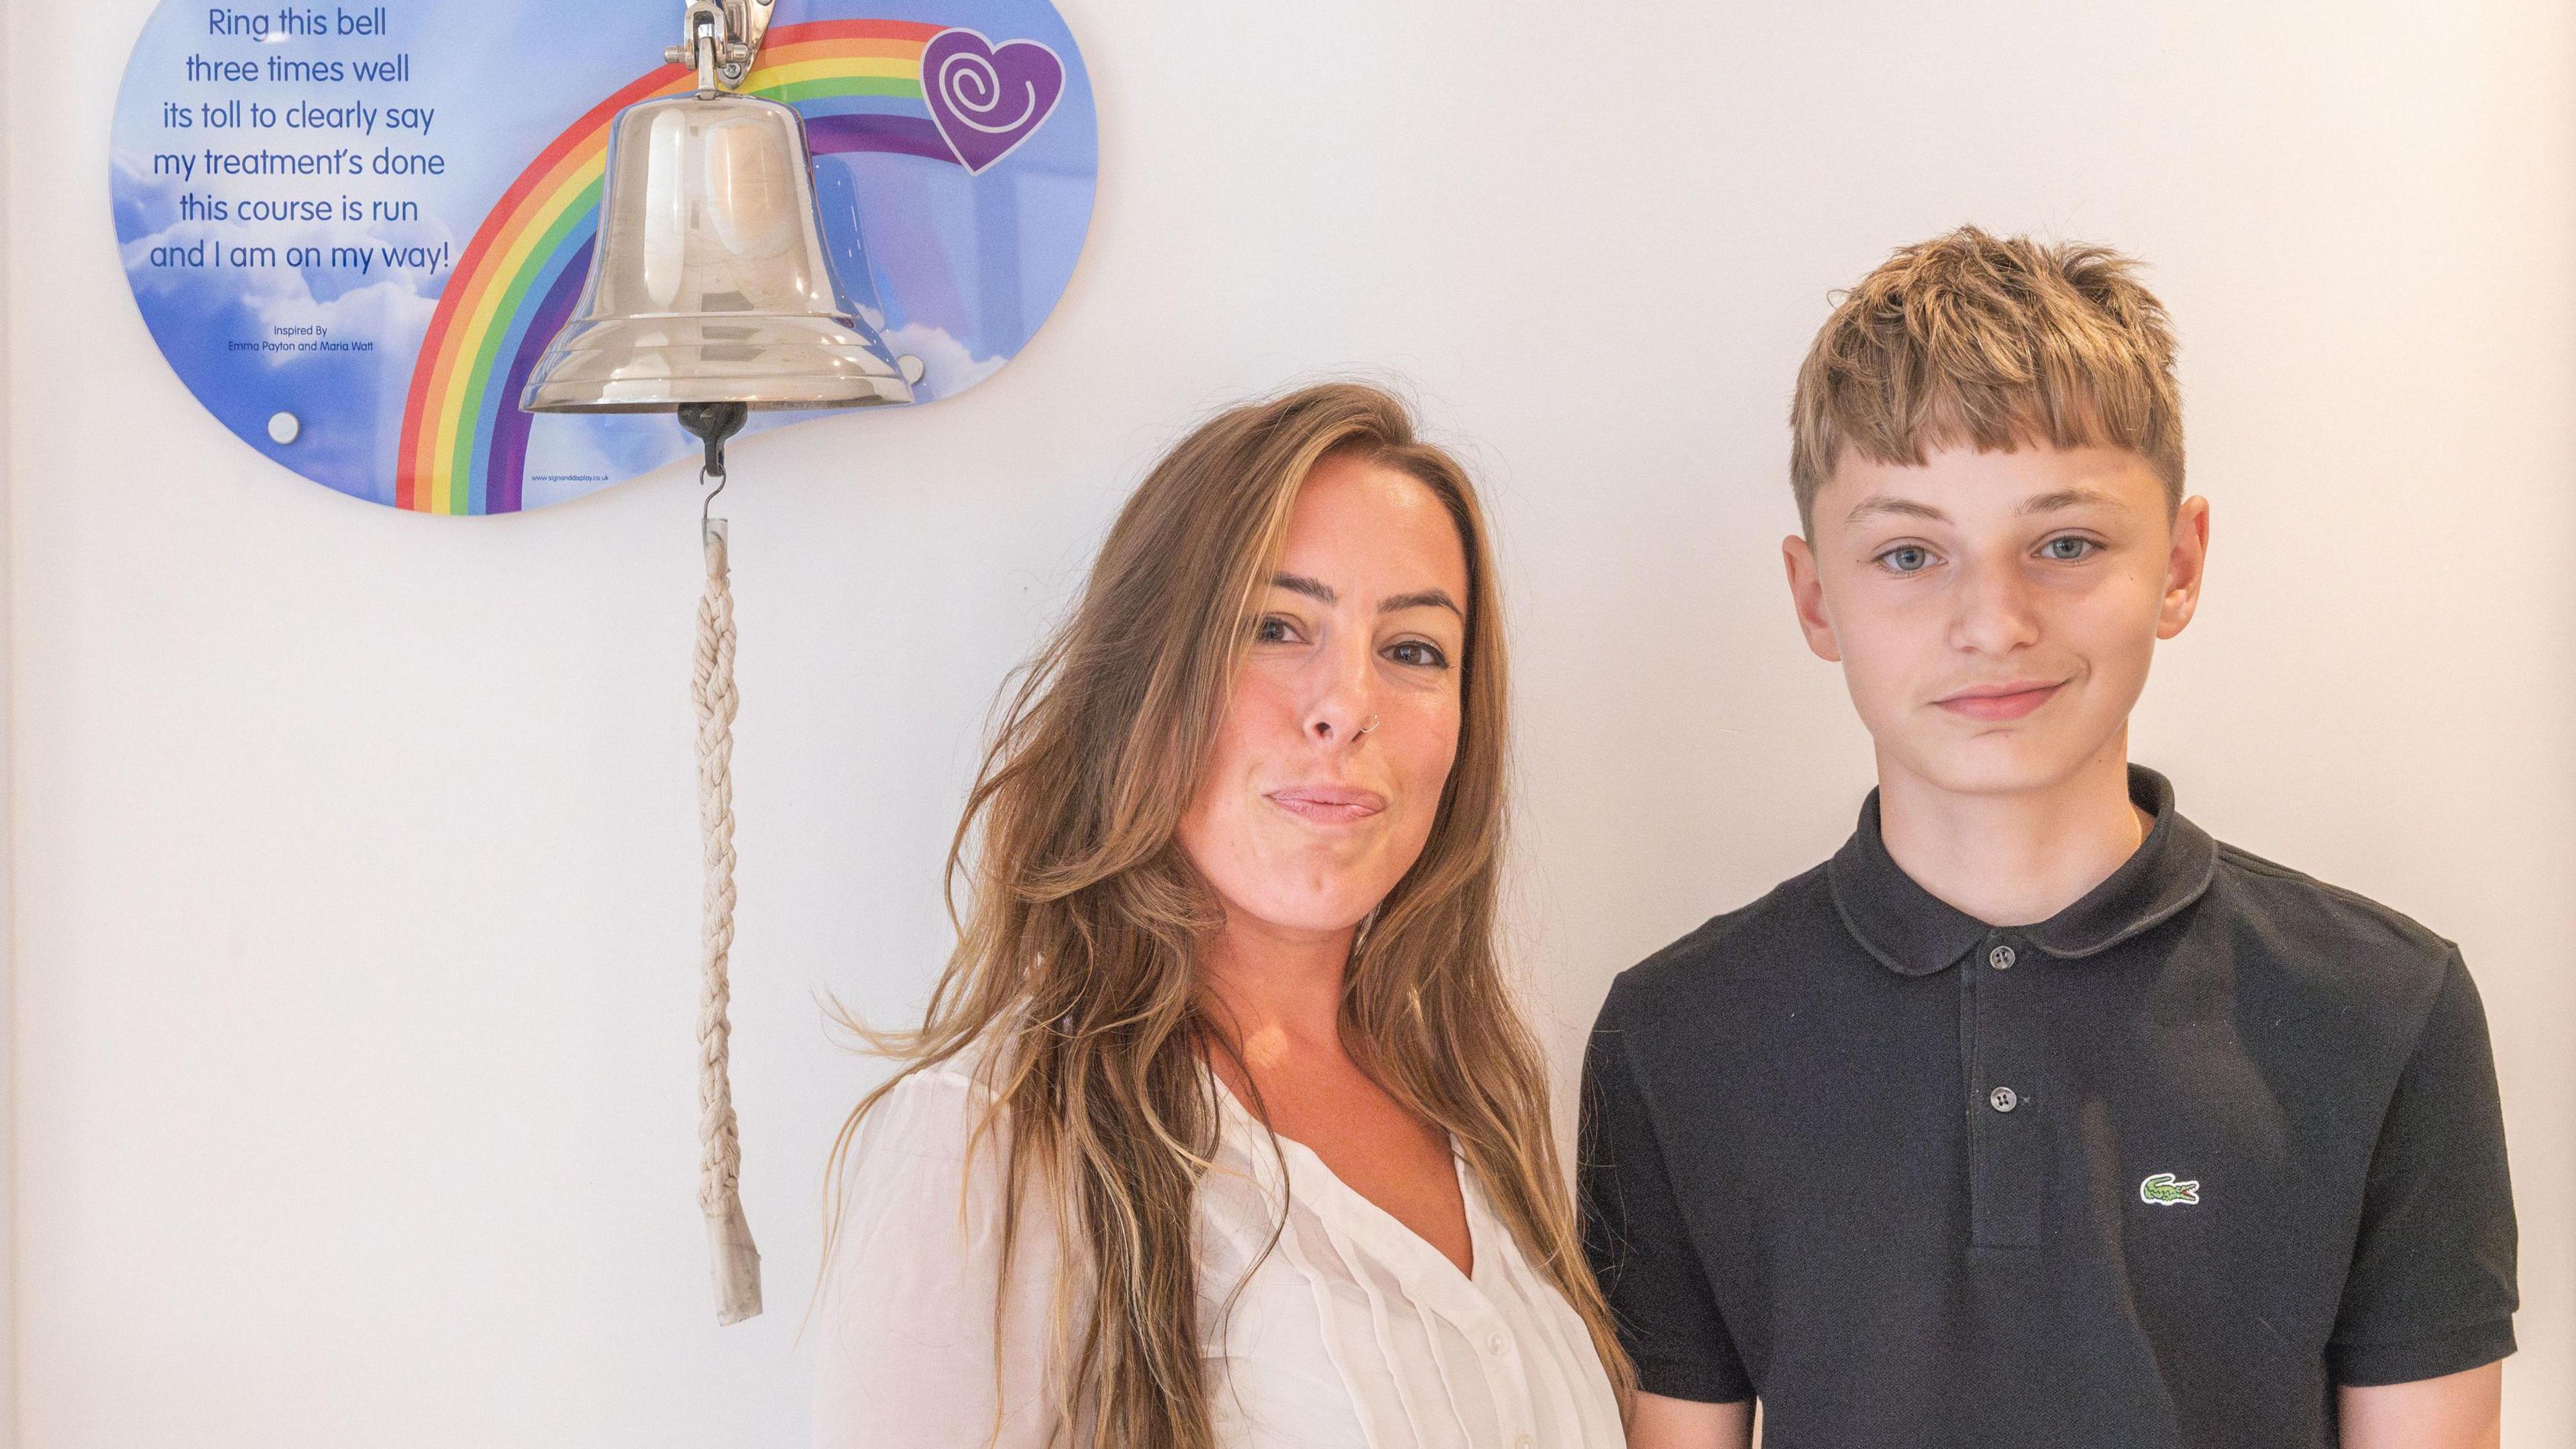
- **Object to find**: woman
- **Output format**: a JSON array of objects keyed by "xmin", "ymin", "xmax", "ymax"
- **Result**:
[{"xmin": 813, "ymin": 382, "xmax": 1627, "ymax": 1448}]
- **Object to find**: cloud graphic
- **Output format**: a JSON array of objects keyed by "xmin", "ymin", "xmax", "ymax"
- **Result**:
[
  {"xmin": 113, "ymin": 157, "xmax": 449, "ymax": 505},
  {"xmin": 882, "ymin": 321, "xmax": 1004, "ymax": 400}
]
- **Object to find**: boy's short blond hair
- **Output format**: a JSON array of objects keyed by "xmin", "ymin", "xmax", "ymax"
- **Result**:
[{"xmin": 1789, "ymin": 227, "xmax": 2184, "ymax": 531}]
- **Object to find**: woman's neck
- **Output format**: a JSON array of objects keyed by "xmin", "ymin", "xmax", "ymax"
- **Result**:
[{"xmin": 1198, "ymin": 913, "xmax": 1354, "ymax": 1071}]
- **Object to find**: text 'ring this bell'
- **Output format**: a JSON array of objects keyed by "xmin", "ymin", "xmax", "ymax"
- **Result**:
[{"xmin": 521, "ymin": 0, "xmax": 917, "ymax": 415}]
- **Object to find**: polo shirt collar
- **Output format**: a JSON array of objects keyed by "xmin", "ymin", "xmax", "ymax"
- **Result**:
[{"xmin": 1825, "ymin": 765, "xmax": 2219, "ymax": 977}]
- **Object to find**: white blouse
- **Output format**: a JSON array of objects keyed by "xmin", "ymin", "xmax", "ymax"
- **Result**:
[{"xmin": 812, "ymin": 1057, "xmax": 1623, "ymax": 1448}]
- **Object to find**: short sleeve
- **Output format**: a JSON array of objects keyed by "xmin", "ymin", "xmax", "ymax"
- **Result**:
[
  {"xmin": 1578, "ymin": 981, "xmax": 1753, "ymax": 1403},
  {"xmin": 812, "ymin": 1068, "xmax": 1072, "ymax": 1448},
  {"xmin": 2325, "ymin": 951, "xmax": 2519, "ymax": 1386}
]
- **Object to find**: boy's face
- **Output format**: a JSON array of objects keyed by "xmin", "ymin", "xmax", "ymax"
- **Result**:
[{"xmin": 1782, "ymin": 443, "xmax": 2210, "ymax": 801}]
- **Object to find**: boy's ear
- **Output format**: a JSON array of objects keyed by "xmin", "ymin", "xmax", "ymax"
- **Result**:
[
  {"xmin": 2157, "ymin": 496, "xmax": 2212, "ymax": 641},
  {"xmin": 1782, "ymin": 533, "xmax": 1843, "ymax": 663}
]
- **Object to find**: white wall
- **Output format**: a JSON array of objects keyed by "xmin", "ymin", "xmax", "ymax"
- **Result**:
[{"xmin": 9, "ymin": 0, "xmax": 2572, "ymax": 1443}]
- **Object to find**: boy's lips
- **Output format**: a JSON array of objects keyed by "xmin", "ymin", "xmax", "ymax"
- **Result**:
[
  {"xmin": 1935, "ymin": 681, "xmax": 2063, "ymax": 721},
  {"xmin": 1267, "ymin": 786, "xmax": 1388, "ymax": 823}
]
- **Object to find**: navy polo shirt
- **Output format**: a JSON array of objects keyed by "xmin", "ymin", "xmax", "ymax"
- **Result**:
[{"xmin": 1580, "ymin": 767, "xmax": 2516, "ymax": 1449}]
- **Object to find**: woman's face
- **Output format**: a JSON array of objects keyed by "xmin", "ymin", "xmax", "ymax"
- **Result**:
[{"xmin": 1176, "ymin": 451, "xmax": 1472, "ymax": 943}]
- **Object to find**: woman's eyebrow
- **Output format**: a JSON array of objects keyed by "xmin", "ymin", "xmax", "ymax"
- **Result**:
[
  {"xmin": 1380, "ymin": 589, "xmax": 1462, "ymax": 616},
  {"xmin": 1271, "ymin": 574, "xmax": 1460, "ymax": 616},
  {"xmin": 1271, "ymin": 572, "xmax": 1336, "ymax": 604}
]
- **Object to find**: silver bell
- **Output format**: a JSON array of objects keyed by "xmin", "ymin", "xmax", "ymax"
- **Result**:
[{"xmin": 520, "ymin": 85, "xmax": 914, "ymax": 413}]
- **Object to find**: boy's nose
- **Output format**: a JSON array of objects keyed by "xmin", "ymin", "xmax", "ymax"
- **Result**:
[{"xmin": 1949, "ymin": 559, "xmax": 2043, "ymax": 654}]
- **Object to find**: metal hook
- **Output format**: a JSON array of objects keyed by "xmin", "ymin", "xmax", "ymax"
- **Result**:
[
  {"xmin": 700, "ymin": 466, "xmax": 730, "ymax": 546},
  {"xmin": 678, "ymin": 401, "xmax": 747, "ymax": 548}
]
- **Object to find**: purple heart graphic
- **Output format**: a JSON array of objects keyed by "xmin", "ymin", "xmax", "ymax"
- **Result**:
[{"xmin": 920, "ymin": 28, "xmax": 1065, "ymax": 174}]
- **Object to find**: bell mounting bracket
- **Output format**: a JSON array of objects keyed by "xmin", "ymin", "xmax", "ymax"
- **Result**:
[{"xmin": 664, "ymin": 0, "xmax": 773, "ymax": 93}]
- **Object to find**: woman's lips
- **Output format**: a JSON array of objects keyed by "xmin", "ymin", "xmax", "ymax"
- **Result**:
[
  {"xmin": 1267, "ymin": 786, "xmax": 1389, "ymax": 823},
  {"xmin": 1936, "ymin": 682, "xmax": 2063, "ymax": 722}
]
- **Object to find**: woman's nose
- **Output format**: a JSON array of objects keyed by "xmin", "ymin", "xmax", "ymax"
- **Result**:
[{"xmin": 1303, "ymin": 639, "xmax": 1378, "ymax": 743}]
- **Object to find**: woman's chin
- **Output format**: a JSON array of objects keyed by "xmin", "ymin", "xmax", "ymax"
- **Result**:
[{"xmin": 1218, "ymin": 879, "xmax": 1388, "ymax": 941}]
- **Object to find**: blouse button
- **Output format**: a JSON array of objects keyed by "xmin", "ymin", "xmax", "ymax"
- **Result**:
[
  {"xmin": 1486, "ymin": 1329, "xmax": 1509, "ymax": 1356},
  {"xmin": 1515, "ymin": 1438, "xmax": 1533, "ymax": 1449}
]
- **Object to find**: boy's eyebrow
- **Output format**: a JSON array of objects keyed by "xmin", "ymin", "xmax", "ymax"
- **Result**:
[
  {"xmin": 1845, "ymin": 495, "xmax": 1948, "ymax": 525},
  {"xmin": 1844, "ymin": 486, "xmax": 2127, "ymax": 526},
  {"xmin": 2020, "ymin": 486, "xmax": 2123, "ymax": 514}
]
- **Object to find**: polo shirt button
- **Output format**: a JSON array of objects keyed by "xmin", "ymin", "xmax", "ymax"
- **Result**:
[
  {"xmin": 1990, "ymin": 1085, "xmax": 2020, "ymax": 1112},
  {"xmin": 1487, "ymin": 1329, "xmax": 1509, "ymax": 1355},
  {"xmin": 1989, "ymin": 945, "xmax": 2016, "ymax": 970}
]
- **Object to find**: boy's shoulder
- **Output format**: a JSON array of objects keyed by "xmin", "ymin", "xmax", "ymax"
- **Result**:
[
  {"xmin": 2207, "ymin": 837, "xmax": 2451, "ymax": 948},
  {"xmin": 2202, "ymin": 836, "xmax": 2465, "ymax": 1022},
  {"xmin": 1609, "ymin": 859, "xmax": 1845, "ymax": 1008}
]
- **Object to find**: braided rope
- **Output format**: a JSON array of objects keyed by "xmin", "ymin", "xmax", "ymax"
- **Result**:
[{"xmin": 694, "ymin": 523, "xmax": 761, "ymax": 1324}]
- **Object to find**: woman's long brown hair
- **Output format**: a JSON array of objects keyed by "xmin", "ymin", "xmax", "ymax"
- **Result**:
[{"xmin": 824, "ymin": 380, "xmax": 1633, "ymax": 1446}]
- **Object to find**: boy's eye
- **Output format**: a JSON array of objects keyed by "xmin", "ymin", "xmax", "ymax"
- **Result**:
[
  {"xmin": 2041, "ymin": 536, "xmax": 2098, "ymax": 561},
  {"xmin": 1385, "ymin": 640, "xmax": 1450, "ymax": 669},
  {"xmin": 1878, "ymin": 545, "xmax": 1935, "ymax": 574}
]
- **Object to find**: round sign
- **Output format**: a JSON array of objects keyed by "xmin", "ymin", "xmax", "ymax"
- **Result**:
[{"xmin": 111, "ymin": 0, "xmax": 1097, "ymax": 514}]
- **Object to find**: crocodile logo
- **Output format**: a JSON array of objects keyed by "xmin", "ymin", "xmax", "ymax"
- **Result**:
[{"xmin": 2139, "ymin": 1173, "xmax": 2202, "ymax": 1207}]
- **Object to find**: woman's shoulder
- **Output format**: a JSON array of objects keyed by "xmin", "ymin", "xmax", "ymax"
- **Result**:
[
  {"xmin": 844, "ymin": 1042, "xmax": 1019, "ymax": 1166},
  {"xmin": 824, "ymin": 1038, "xmax": 1049, "ymax": 1281},
  {"xmin": 814, "ymin": 1038, "xmax": 1074, "ymax": 1448}
]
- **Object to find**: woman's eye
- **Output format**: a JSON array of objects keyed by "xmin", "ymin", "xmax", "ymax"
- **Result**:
[
  {"xmin": 1878, "ymin": 545, "xmax": 1934, "ymax": 574},
  {"xmin": 2041, "ymin": 536, "xmax": 2098, "ymax": 561},
  {"xmin": 1386, "ymin": 640, "xmax": 1450, "ymax": 669},
  {"xmin": 1253, "ymin": 616, "xmax": 1297, "ymax": 644}
]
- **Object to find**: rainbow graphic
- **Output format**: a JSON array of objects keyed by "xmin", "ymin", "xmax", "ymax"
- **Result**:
[{"xmin": 396, "ymin": 19, "xmax": 961, "ymax": 515}]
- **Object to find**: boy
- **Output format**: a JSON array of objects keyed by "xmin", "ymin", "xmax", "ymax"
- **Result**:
[{"xmin": 1580, "ymin": 229, "xmax": 2517, "ymax": 1449}]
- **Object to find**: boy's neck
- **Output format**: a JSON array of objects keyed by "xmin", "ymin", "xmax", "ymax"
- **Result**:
[{"xmin": 1874, "ymin": 735, "xmax": 2154, "ymax": 928}]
